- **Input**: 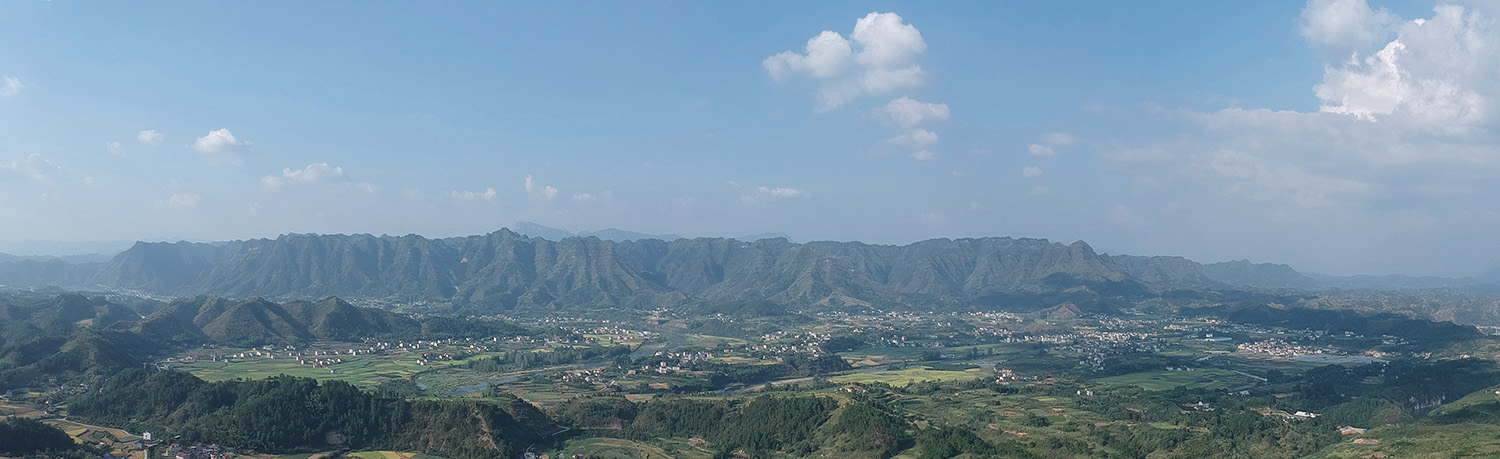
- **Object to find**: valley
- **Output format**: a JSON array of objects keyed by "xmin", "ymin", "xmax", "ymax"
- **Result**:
[{"xmin": 2, "ymin": 232, "xmax": 1500, "ymax": 458}]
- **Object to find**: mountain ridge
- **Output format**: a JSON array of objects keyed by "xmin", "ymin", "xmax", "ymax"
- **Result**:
[{"xmin": 0, "ymin": 229, "xmax": 1491, "ymax": 315}]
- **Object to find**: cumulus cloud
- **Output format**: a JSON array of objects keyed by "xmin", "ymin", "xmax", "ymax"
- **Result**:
[
  {"xmin": 875, "ymin": 96, "xmax": 950, "ymax": 128},
  {"xmin": 158, "ymin": 193, "xmax": 202, "ymax": 210},
  {"xmin": 353, "ymin": 182, "xmax": 378, "ymax": 193},
  {"xmin": 106, "ymin": 141, "xmax": 125, "ymax": 157},
  {"xmin": 1111, "ymin": 1, "xmax": 1500, "ymax": 223},
  {"xmin": 1022, "ymin": 166, "xmax": 1043, "ymax": 178},
  {"xmin": 447, "ymin": 188, "xmax": 497, "ymax": 202},
  {"xmin": 911, "ymin": 150, "xmax": 936, "ymax": 161},
  {"xmin": 0, "ymin": 76, "xmax": 22, "ymax": 98},
  {"xmin": 886, "ymin": 128, "xmax": 938, "ymax": 149},
  {"xmin": 193, "ymin": 129, "xmax": 253, "ymax": 164},
  {"xmin": 572, "ymin": 193, "xmax": 598, "ymax": 203},
  {"xmin": 1310, "ymin": 3, "xmax": 1498, "ymax": 129},
  {"xmin": 261, "ymin": 163, "xmax": 350, "ymax": 188},
  {"xmin": 524, "ymin": 175, "xmax": 558, "ymax": 201},
  {"xmin": 1301, "ymin": 0, "xmax": 1397, "ymax": 62},
  {"xmin": 137, "ymin": 130, "xmax": 163, "ymax": 145},
  {"xmin": 0, "ymin": 154, "xmax": 61, "ymax": 184},
  {"xmin": 765, "ymin": 12, "xmax": 929, "ymax": 111},
  {"xmin": 741, "ymin": 186, "xmax": 805, "ymax": 204}
]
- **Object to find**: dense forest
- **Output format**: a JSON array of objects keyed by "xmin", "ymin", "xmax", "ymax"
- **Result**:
[
  {"xmin": 0, "ymin": 417, "xmax": 94, "ymax": 458},
  {"xmin": 66, "ymin": 369, "xmax": 557, "ymax": 458}
]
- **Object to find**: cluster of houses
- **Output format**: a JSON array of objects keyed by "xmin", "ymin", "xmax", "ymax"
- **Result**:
[
  {"xmin": 560, "ymin": 368, "xmax": 612, "ymax": 385},
  {"xmin": 415, "ymin": 351, "xmax": 466, "ymax": 366},
  {"xmin": 1043, "ymin": 332, "xmax": 1166, "ymax": 370},
  {"xmin": 995, "ymin": 368, "xmax": 1020, "ymax": 382},
  {"xmin": 158, "ymin": 442, "xmax": 233, "ymax": 459},
  {"xmin": 1237, "ymin": 339, "xmax": 1332, "ymax": 358}
]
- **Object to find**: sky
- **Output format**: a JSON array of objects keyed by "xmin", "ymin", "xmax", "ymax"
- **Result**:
[{"xmin": 1, "ymin": 0, "xmax": 1498, "ymax": 277}]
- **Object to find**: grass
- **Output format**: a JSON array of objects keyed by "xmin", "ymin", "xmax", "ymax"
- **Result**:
[
  {"xmin": 1097, "ymin": 368, "xmax": 1253, "ymax": 391},
  {"xmin": 171, "ymin": 345, "xmax": 511, "ymax": 389},
  {"xmin": 1308, "ymin": 423, "xmax": 1500, "ymax": 458},
  {"xmin": 829, "ymin": 366, "xmax": 987, "ymax": 387},
  {"xmin": 345, "ymin": 451, "xmax": 445, "ymax": 459},
  {"xmin": 0, "ymin": 401, "xmax": 43, "ymax": 418}
]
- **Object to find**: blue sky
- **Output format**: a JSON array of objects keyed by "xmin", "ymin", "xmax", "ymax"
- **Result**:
[{"xmin": 1, "ymin": 0, "xmax": 1497, "ymax": 277}]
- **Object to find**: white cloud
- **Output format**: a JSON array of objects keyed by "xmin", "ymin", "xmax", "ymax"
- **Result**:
[
  {"xmin": 137, "ymin": 130, "xmax": 163, "ymax": 145},
  {"xmin": 1201, "ymin": 147, "xmax": 1372, "ymax": 208},
  {"xmin": 1310, "ymin": 3, "xmax": 1498, "ymax": 129},
  {"xmin": 852, "ymin": 13, "xmax": 926, "ymax": 67},
  {"xmin": 1030, "ymin": 185, "xmax": 1050, "ymax": 195},
  {"xmin": 572, "ymin": 193, "xmax": 598, "ymax": 203},
  {"xmin": 106, "ymin": 141, "xmax": 125, "ymax": 157},
  {"xmin": 1022, "ymin": 166, "xmax": 1043, "ymax": 178},
  {"xmin": 741, "ymin": 186, "xmax": 805, "ymax": 204},
  {"xmin": 1301, "ymin": 0, "xmax": 1396, "ymax": 62},
  {"xmin": 911, "ymin": 150, "xmax": 936, "ymax": 161},
  {"xmin": 193, "ymin": 129, "xmax": 253, "ymax": 164},
  {"xmin": 1027, "ymin": 144, "xmax": 1055, "ymax": 156},
  {"xmin": 353, "ymin": 182, "xmax": 378, "ymax": 193},
  {"xmin": 261, "ymin": 163, "xmax": 350, "ymax": 188},
  {"xmin": 765, "ymin": 12, "xmax": 928, "ymax": 111},
  {"xmin": 0, "ymin": 154, "xmax": 61, "ymax": 183},
  {"xmin": 0, "ymin": 76, "xmax": 22, "ymax": 98},
  {"xmin": 524, "ymin": 175, "xmax": 558, "ymax": 201},
  {"xmin": 761, "ymin": 187, "xmax": 802, "ymax": 198},
  {"xmin": 448, "ymin": 188, "xmax": 497, "ymax": 202},
  {"xmin": 764, "ymin": 31, "xmax": 852, "ymax": 82},
  {"xmin": 1108, "ymin": 109, "xmax": 1389, "ymax": 211},
  {"xmin": 886, "ymin": 128, "xmax": 938, "ymax": 149},
  {"xmin": 875, "ymin": 96, "xmax": 949, "ymax": 128},
  {"xmin": 158, "ymin": 193, "xmax": 202, "ymax": 210}
]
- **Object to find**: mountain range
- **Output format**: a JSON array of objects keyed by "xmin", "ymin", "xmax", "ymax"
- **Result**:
[{"xmin": 0, "ymin": 229, "xmax": 1492, "ymax": 315}]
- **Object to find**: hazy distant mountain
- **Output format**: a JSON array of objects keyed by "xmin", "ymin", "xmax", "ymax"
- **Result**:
[
  {"xmin": 736, "ymin": 232, "xmax": 792, "ymax": 242},
  {"xmin": 512, "ymin": 222, "xmax": 789, "ymax": 243},
  {"xmin": 0, "ymin": 230, "xmax": 1186, "ymax": 313},
  {"xmin": 1201, "ymin": 260, "xmax": 1320, "ymax": 290},
  {"xmin": 512, "ymin": 222, "xmax": 682, "ymax": 242},
  {"xmin": 1100, "ymin": 255, "xmax": 1325, "ymax": 291},
  {"xmin": 1100, "ymin": 255, "xmax": 1228, "ymax": 290},
  {"xmin": 510, "ymin": 222, "xmax": 577, "ymax": 241},
  {"xmin": 0, "ymin": 253, "xmax": 112, "ymax": 264},
  {"xmin": 0, "ymin": 240, "xmax": 133, "ymax": 258},
  {"xmin": 1305, "ymin": 273, "xmax": 1485, "ymax": 291}
]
